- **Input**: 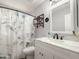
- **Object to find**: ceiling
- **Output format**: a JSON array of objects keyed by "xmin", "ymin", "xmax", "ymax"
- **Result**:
[{"xmin": 0, "ymin": 0, "xmax": 46, "ymax": 14}]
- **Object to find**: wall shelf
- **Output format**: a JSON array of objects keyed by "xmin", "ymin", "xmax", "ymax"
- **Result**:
[{"xmin": 34, "ymin": 14, "xmax": 44, "ymax": 28}]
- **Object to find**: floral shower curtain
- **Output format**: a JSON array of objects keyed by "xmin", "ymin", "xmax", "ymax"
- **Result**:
[{"xmin": 0, "ymin": 8, "xmax": 34, "ymax": 59}]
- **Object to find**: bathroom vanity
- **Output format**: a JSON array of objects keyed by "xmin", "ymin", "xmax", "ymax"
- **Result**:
[{"xmin": 35, "ymin": 38, "xmax": 79, "ymax": 59}]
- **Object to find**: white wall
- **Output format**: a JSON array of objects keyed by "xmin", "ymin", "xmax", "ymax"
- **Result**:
[{"xmin": 32, "ymin": 0, "xmax": 50, "ymax": 38}]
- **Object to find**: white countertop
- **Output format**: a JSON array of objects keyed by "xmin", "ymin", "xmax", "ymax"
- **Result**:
[{"xmin": 36, "ymin": 37, "xmax": 79, "ymax": 54}]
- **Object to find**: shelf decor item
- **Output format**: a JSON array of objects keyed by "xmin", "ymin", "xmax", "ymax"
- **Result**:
[{"xmin": 33, "ymin": 14, "xmax": 44, "ymax": 28}]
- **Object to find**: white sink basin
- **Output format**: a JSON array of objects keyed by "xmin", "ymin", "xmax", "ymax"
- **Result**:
[
  {"xmin": 37, "ymin": 37, "xmax": 79, "ymax": 53},
  {"xmin": 49, "ymin": 38, "xmax": 79, "ymax": 48},
  {"xmin": 62, "ymin": 40, "xmax": 79, "ymax": 47}
]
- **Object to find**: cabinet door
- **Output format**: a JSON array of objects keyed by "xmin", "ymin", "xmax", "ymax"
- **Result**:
[
  {"xmin": 35, "ymin": 46, "xmax": 54, "ymax": 59},
  {"xmin": 44, "ymin": 49, "xmax": 54, "ymax": 59},
  {"xmin": 35, "ymin": 46, "xmax": 42, "ymax": 59}
]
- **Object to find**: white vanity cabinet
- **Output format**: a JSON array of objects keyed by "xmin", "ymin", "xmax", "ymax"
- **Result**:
[
  {"xmin": 35, "ymin": 39, "xmax": 79, "ymax": 59},
  {"xmin": 35, "ymin": 45, "xmax": 54, "ymax": 59},
  {"xmin": 35, "ymin": 41, "xmax": 54, "ymax": 59}
]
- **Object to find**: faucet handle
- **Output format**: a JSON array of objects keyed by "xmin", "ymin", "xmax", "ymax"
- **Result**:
[
  {"xmin": 53, "ymin": 34, "xmax": 55, "ymax": 39},
  {"xmin": 60, "ymin": 36, "xmax": 64, "ymax": 40}
]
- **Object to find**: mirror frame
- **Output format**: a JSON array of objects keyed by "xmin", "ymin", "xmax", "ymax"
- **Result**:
[{"xmin": 49, "ymin": 0, "xmax": 75, "ymax": 34}]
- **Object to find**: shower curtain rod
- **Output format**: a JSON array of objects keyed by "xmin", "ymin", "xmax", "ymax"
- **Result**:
[{"xmin": 0, "ymin": 6, "xmax": 35, "ymax": 17}]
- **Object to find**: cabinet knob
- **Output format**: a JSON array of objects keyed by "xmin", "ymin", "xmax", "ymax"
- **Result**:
[
  {"xmin": 39, "ymin": 52, "xmax": 44, "ymax": 56},
  {"xmin": 41, "ymin": 53, "xmax": 44, "ymax": 56},
  {"xmin": 39, "ymin": 52, "xmax": 41, "ymax": 54}
]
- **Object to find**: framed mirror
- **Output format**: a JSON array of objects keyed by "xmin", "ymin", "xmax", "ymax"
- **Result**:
[{"xmin": 50, "ymin": 0, "xmax": 74, "ymax": 34}]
